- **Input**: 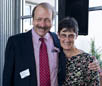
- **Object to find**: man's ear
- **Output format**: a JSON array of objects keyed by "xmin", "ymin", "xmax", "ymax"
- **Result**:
[{"xmin": 32, "ymin": 19, "xmax": 34, "ymax": 25}]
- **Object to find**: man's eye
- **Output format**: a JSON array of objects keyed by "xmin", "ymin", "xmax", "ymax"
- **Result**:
[
  {"xmin": 45, "ymin": 19, "xmax": 50, "ymax": 22},
  {"xmin": 36, "ymin": 18, "xmax": 42, "ymax": 21}
]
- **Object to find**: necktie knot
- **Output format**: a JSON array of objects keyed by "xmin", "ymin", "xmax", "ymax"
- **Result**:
[{"xmin": 39, "ymin": 38, "xmax": 44, "ymax": 42}]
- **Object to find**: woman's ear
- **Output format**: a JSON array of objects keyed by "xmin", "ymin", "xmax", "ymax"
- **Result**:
[
  {"xmin": 75, "ymin": 34, "xmax": 78, "ymax": 39},
  {"xmin": 57, "ymin": 33, "xmax": 60, "ymax": 39}
]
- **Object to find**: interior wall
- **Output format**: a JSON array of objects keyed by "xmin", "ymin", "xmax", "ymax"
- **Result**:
[{"xmin": 0, "ymin": 0, "xmax": 21, "ymax": 86}]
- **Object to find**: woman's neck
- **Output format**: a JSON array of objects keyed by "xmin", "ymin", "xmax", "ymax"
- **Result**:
[{"xmin": 63, "ymin": 47, "xmax": 81, "ymax": 58}]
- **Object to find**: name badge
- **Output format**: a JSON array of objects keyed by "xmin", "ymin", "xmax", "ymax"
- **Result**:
[{"xmin": 20, "ymin": 69, "xmax": 30, "ymax": 79}]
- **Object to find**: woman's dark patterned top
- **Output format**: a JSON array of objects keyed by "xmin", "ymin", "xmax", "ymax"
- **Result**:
[{"xmin": 62, "ymin": 52, "xmax": 100, "ymax": 86}]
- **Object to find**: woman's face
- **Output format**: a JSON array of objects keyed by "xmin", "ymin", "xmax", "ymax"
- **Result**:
[{"xmin": 58, "ymin": 28, "xmax": 77, "ymax": 51}]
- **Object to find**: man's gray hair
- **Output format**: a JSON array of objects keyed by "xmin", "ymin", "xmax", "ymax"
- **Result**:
[{"xmin": 32, "ymin": 2, "xmax": 55, "ymax": 20}]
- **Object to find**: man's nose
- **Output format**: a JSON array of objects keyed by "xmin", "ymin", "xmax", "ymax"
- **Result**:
[{"xmin": 40, "ymin": 20, "xmax": 46, "ymax": 27}]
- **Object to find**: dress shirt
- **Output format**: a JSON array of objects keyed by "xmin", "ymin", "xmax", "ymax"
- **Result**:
[{"xmin": 32, "ymin": 28, "xmax": 58, "ymax": 86}]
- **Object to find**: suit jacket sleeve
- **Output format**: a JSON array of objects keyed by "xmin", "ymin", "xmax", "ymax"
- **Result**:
[{"xmin": 3, "ymin": 37, "xmax": 15, "ymax": 86}]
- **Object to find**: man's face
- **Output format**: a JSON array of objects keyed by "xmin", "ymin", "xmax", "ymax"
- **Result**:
[{"xmin": 32, "ymin": 6, "xmax": 53, "ymax": 37}]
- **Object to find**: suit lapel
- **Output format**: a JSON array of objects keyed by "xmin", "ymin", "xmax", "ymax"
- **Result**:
[{"xmin": 24, "ymin": 30, "xmax": 37, "ymax": 86}]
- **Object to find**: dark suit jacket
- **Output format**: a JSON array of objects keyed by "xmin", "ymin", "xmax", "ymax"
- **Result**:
[
  {"xmin": 58, "ymin": 50, "xmax": 66, "ymax": 86},
  {"xmin": 3, "ymin": 30, "xmax": 60, "ymax": 86}
]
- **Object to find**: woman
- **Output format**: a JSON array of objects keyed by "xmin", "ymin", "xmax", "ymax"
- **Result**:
[{"xmin": 58, "ymin": 17, "xmax": 100, "ymax": 86}]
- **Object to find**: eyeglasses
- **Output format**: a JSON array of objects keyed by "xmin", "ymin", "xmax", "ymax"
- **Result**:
[{"xmin": 60, "ymin": 33, "xmax": 76, "ymax": 39}]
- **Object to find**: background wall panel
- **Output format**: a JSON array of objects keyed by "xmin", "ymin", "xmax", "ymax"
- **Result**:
[{"xmin": 0, "ymin": 0, "xmax": 21, "ymax": 86}]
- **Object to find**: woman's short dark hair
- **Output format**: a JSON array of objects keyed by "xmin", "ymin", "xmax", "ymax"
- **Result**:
[
  {"xmin": 58, "ymin": 17, "xmax": 79, "ymax": 35},
  {"xmin": 32, "ymin": 2, "xmax": 55, "ymax": 20}
]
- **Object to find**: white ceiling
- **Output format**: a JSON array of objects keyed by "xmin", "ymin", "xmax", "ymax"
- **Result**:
[{"xmin": 25, "ymin": 0, "xmax": 55, "ymax": 6}]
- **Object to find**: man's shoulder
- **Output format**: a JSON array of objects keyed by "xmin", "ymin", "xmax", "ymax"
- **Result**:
[
  {"xmin": 10, "ymin": 30, "xmax": 31, "ymax": 38},
  {"xmin": 49, "ymin": 31, "xmax": 57, "ymax": 35},
  {"xmin": 49, "ymin": 32, "xmax": 58, "ymax": 38},
  {"xmin": 49, "ymin": 31, "xmax": 60, "ymax": 48},
  {"xmin": 8, "ymin": 30, "xmax": 32, "ymax": 42}
]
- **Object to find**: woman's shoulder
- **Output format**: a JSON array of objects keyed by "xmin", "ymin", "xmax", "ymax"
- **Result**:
[{"xmin": 79, "ymin": 50, "xmax": 94, "ymax": 62}]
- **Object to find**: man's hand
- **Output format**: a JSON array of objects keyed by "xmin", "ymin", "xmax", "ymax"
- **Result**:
[
  {"xmin": 88, "ymin": 57, "xmax": 100, "ymax": 71},
  {"xmin": 88, "ymin": 56, "xmax": 102, "ymax": 86}
]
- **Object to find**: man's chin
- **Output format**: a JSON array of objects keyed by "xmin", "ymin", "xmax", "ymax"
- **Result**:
[
  {"xmin": 35, "ymin": 28, "xmax": 50, "ymax": 36},
  {"xmin": 38, "ymin": 31, "xmax": 46, "ymax": 37}
]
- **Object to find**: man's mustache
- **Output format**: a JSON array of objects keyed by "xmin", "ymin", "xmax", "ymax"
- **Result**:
[{"xmin": 36, "ymin": 25, "xmax": 49, "ymax": 30}]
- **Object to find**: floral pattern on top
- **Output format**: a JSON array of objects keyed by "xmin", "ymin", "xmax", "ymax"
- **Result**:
[{"xmin": 62, "ymin": 52, "xmax": 100, "ymax": 86}]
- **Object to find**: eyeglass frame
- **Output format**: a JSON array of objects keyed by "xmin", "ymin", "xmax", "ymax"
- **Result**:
[{"xmin": 59, "ymin": 33, "xmax": 76, "ymax": 39}]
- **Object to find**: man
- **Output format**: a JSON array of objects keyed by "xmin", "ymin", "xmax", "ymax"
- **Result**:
[
  {"xmin": 3, "ymin": 2, "xmax": 60, "ymax": 86},
  {"xmin": 3, "ymin": 2, "xmax": 100, "ymax": 86}
]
